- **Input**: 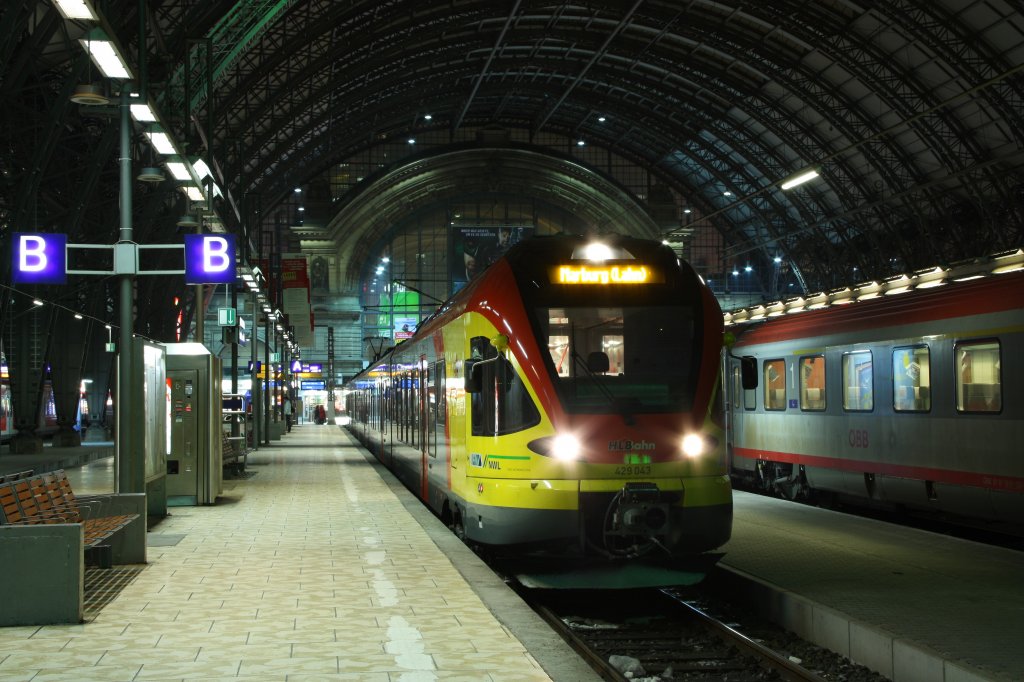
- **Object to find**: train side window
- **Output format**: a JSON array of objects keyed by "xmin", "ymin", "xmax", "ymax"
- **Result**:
[
  {"xmin": 842, "ymin": 351, "xmax": 873, "ymax": 412},
  {"xmin": 799, "ymin": 355, "xmax": 826, "ymax": 411},
  {"xmin": 955, "ymin": 340, "xmax": 1001, "ymax": 413},
  {"xmin": 893, "ymin": 346, "xmax": 931, "ymax": 412},
  {"xmin": 470, "ymin": 337, "xmax": 492, "ymax": 436},
  {"xmin": 763, "ymin": 359, "xmax": 786, "ymax": 410},
  {"xmin": 496, "ymin": 355, "xmax": 541, "ymax": 434},
  {"xmin": 434, "ymin": 360, "xmax": 446, "ymax": 426},
  {"xmin": 470, "ymin": 336, "xmax": 540, "ymax": 435}
]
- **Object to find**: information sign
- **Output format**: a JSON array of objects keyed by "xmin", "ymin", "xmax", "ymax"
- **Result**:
[
  {"xmin": 184, "ymin": 234, "xmax": 236, "ymax": 284},
  {"xmin": 12, "ymin": 233, "xmax": 67, "ymax": 284}
]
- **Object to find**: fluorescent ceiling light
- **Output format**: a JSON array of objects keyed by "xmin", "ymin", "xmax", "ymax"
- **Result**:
[
  {"xmin": 130, "ymin": 102, "xmax": 156, "ymax": 122},
  {"xmin": 80, "ymin": 38, "xmax": 131, "ymax": 79},
  {"xmin": 145, "ymin": 131, "xmax": 176, "ymax": 155},
  {"xmin": 780, "ymin": 169, "xmax": 820, "ymax": 190},
  {"xmin": 184, "ymin": 185, "xmax": 206, "ymax": 201},
  {"xmin": 193, "ymin": 158, "xmax": 213, "ymax": 180},
  {"xmin": 54, "ymin": 0, "xmax": 97, "ymax": 20},
  {"xmin": 991, "ymin": 263, "xmax": 1024, "ymax": 275},
  {"xmin": 165, "ymin": 162, "xmax": 192, "ymax": 181}
]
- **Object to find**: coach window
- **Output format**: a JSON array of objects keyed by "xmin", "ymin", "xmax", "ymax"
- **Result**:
[
  {"xmin": 800, "ymin": 355, "xmax": 826, "ymax": 411},
  {"xmin": 956, "ymin": 340, "xmax": 1001, "ymax": 413},
  {"xmin": 842, "ymin": 351, "xmax": 873, "ymax": 411},
  {"xmin": 893, "ymin": 346, "xmax": 931, "ymax": 412},
  {"xmin": 764, "ymin": 359, "xmax": 787, "ymax": 410}
]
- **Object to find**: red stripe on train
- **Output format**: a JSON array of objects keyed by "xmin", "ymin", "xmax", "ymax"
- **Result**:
[
  {"xmin": 732, "ymin": 446, "xmax": 1024, "ymax": 493},
  {"xmin": 733, "ymin": 270, "xmax": 1024, "ymax": 347}
]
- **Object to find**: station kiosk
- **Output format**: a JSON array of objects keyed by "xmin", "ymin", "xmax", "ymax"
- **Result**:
[{"xmin": 165, "ymin": 343, "xmax": 223, "ymax": 505}]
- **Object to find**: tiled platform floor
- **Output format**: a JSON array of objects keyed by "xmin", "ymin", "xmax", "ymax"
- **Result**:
[{"xmin": 0, "ymin": 425, "xmax": 585, "ymax": 681}]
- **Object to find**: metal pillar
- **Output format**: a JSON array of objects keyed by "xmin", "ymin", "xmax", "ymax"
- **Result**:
[
  {"xmin": 116, "ymin": 88, "xmax": 142, "ymax": 494},
  {"xmin": 250, "ymin": 290, "xmax": 260, "ymax": 448}
]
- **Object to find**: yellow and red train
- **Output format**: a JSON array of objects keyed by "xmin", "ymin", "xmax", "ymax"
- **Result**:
[{"xmin": 344, "ymin": 235, "xmax": 732, "ymax": 562}]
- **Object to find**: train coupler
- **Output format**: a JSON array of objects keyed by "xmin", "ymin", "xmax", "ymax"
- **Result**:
[{"xmin": 607, "ymin": 482, "xmax": 671, "ymax": 538}]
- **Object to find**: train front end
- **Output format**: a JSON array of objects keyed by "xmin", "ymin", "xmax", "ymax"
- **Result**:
[{"xmin": 460, "ymin": 236, "xmax": 731, "ymax": 563}]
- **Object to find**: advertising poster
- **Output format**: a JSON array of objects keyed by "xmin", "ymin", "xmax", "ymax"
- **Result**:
[
  {"xmin": 450, "ymin": 225, "xmax": 531, "ymax": 284},
  {"xmin": 391, "ymin": 290, "xmax": 419, "ymax": 340},
  {"xmin": 281, "ymin": 256, "xmax": 314, "ymax": 345}
]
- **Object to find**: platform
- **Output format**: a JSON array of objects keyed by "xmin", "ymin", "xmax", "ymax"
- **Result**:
[
  {"xmin": 712, "ymin": 492, "xmax": 1024, "ymax": 682},
  {"xmin": 0, "ymin": 425, "xmax": 597, "ymax": 681}
]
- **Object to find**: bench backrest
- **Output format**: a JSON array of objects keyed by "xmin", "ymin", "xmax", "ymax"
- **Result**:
[
  {"xmin": 0, "ymin": 481, "xmax": 25, "ymax": 523},
  {"xmin": 0, "ymin": 469, "xmax": 83, "ymax": 525}
]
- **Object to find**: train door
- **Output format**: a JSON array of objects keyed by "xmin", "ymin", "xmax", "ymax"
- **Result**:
[
  {"xmin": 419, "ymin": 356, "xmax": 429, "ymax": 498},
  {"xmin": 432, "ymin": 360, "xmax": 447, "ymax": 468}
]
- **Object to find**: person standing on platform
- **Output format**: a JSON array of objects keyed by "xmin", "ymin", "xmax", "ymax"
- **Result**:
[{"xmin": 283, "ymin": 396, "xmax": 293, "ymax": 432}]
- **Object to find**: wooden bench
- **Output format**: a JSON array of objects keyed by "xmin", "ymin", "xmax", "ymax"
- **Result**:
[
  {"xmin": 0, "ymin": 468, "xmax": 147, "ymax": 625},
  {"xmin": 0, "ymin": 469, "xmax": 139, "ymax": 568}
]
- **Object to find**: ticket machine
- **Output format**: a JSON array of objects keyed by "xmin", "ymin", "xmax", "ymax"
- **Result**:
[{"xmin": 165, "ymin": 343, "xmax": 222, "ymax": 505}]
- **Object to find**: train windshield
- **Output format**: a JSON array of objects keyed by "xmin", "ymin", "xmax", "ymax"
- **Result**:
[{"xmin": 539, "ymin": 306, "xmax": 696, "ymax": 413}]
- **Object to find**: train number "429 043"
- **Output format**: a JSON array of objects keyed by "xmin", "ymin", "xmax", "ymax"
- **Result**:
[{"xmin": 615, "ymin": 465, "xmax": 652, "ymax": 475}]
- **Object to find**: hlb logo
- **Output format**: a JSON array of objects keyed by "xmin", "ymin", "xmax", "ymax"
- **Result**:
[
  {"xmin": 608, "ymin": 439, "xmax": 656, "ymax": 452},
  {"xmin": 13, "ymin": 233, "xmax": 66, "ymax": 284},
  {"xmin": 184, "ymin": 234, "xmax": 236, "ymax": 284}
]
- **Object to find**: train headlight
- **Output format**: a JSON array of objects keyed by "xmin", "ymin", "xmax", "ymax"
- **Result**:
[
  {"xmin": 681, "ymin": 433, "xmax": 705, "ymax": 458},
  {"xmin": 552, "ymin": 434, "xmax": 582, "ymax": 460}
]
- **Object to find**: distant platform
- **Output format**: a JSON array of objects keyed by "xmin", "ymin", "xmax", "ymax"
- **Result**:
[{"xmin": 0, "ymin": 441, "xmax": 114, "ymax": 477}]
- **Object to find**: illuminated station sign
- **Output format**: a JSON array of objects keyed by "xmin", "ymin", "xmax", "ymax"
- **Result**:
[
  {"xmin": 12, "ymin": 232, "xmax": 237, "ymax": 286},
  {"xmin": 12, "ymin": 233, "xmax": 67, "ymax": 284},
  {"xmin": 184, "ymin": 234, "xmax": 236, "ymax": 285},
  {"xmin": 551, "ymin": 264, "xmax": 659, "ymax": 285}
]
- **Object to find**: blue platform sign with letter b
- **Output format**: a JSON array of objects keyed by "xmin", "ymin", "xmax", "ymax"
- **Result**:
[
  {"xmin": 184, "ymin": 234, "xmax": 236, "ymax": 284},
  {"xmin": 13, "ymin": 233, "xmax": 66, "ymax": 284}
]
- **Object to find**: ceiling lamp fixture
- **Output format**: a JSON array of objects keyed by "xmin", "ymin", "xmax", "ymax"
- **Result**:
[
  {"xmin": 69, "ymin": 83, "xmax": 109, "ymax": 105},
  {"xmin": 780, "ymin": 168, "xmax": 820, "ymax": 190},
  {"xmin": 136, "ymin": 166, "xmax": 165, "ymax": 183},
  {"xmin": 176, "ymin": 211, "xmax": 199, "ymax": 229}
]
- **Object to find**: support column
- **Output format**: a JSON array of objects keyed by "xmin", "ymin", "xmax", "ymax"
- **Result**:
[{"xmin": 116, "ymin": 88, "xmax": 142, "ymax": 494}]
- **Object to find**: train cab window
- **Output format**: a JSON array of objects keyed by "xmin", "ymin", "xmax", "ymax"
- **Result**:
[
  {"xmin": 470, "ymin": 336, "xmax": 540, "ymax": 436},
  {"xmin": 539, "ymin": 306, "xmax": 696, "ymax": 413},
  {"xmin": 763, "ymin": 359, "xmax": 787, "ymax": 410},
  {"xmin": 799, "ymin": 356, "xmax": 826, "ymax": 411},
  {"xmin": 548, "ymin": 334, "xmax": 571, "ymax": 377},
  {"xmin": 842, "ymin": 351, "xmax": 873, "ymax": 411},
  {"xmin": 956, "ymin": 340, "xmax": 1001, "ymax": 413},
  {"xmin": 893, "ymin": 346, "xmax": 931, "ymax": 412}
]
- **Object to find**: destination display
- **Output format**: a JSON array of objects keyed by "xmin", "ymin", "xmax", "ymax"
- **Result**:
[{"xmin": 550, "ymin": 263, "xmax": 661, "ymax": 285}]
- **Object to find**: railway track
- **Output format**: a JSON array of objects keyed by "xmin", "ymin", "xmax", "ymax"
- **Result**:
[{"xmin": 523, "ymin": 586, "xmax": 844, "ymax": 681}]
